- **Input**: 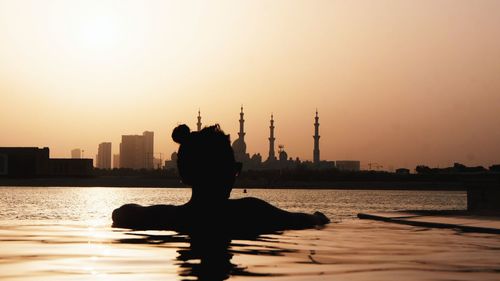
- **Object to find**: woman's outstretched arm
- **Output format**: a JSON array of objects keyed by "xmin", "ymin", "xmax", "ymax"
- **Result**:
[{"xmin": 230, "ymin": 197, "xmax": 330, "ymax": 232}]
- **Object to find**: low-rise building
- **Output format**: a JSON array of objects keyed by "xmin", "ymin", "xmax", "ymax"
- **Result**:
[
  {"xmin": 0, "ymin": 147, "xmax": 93, "ymax": 177},
  {"xmin": 395, "ymin": 168, "xmax": 410, "ymax": 174},
  {"xmin": 335, "ymin": 160, "xmax": 361, "ymax": 172}
]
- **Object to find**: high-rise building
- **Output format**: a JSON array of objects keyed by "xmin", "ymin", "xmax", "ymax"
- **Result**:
[
  {"xmin": 119, "ymin": 131, "xmax": 154, "ymax": 169},
  {"xmin": 143, "ymin": 131, "xmax": 154, "ymax": 169},
  {"xmin": 71, "ymin": 148, "xmax": 81, "ymax": 159},
  {"xmin": 120, "ymin": 136, "xmax": 140, "ymax": 169},
  {"xmin": 313, "ymin": 110, "xmax": 320, "ymax": 164},
  {"xmin": 113, "ymin": 154, "xmax": 120, "ymax": 169},
  {"xmin": 267, "ymin": 114, "xmax": 276, "ymax": 162},
  {"xmin": 97, "ymin": 142, "xmax": 112, "ymax": 169}
]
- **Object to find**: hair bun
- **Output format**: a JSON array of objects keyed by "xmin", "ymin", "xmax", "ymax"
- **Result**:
[{"xmin": 172, "ymin": 124, "xmax": 191, "ymax": 144}]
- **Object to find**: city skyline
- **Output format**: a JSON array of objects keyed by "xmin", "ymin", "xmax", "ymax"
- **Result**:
[
  {"xmin": 0, "ymin": 1, "xmax": 499, "ymax": 169},
  {"xmin": 56, "ymin": 107, "xmax": 495, "ymax": 170},
  {"xmin": 4, "ymin": 105, "xmax": 500, "ymax": 171}
]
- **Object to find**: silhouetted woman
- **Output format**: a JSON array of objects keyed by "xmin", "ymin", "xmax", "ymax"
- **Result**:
[{"xmin": 112, "ymin": 124, "xmax": 329, "ymax": 234}]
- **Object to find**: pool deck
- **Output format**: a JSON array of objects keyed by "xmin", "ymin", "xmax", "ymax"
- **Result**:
[{"xmin": 358, "ymin": 210, "xmax": 500, "ymax": 234}]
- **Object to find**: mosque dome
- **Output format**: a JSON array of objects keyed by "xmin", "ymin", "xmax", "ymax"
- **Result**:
[
  {"xmin": 232, "ymin": 138, "xmax": 247, "ymax": 155},
  {"xmin": 171, "ymin": 152, "xmax": 178, "ymax": 161},
  {"xmin": 279, "ymin": 149, "xmax": 288, "ymax": 162}
]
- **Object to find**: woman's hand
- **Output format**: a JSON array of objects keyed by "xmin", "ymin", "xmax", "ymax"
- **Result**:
[{"xmin": 313, "ymin": 211, "xmax": 330, "ymax": 225}]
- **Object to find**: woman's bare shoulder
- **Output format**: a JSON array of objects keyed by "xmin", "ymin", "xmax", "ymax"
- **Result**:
[
  {"xmin": 228, "ymin": 197, "xmax": 286, "ymax": 215},
  {"xmin": 230, "ymin": 197, "xmax": 275, "ymax": 207},
  {"xmin": 112, "ymin": 203, "xmax": 179, "ymax": 229}
]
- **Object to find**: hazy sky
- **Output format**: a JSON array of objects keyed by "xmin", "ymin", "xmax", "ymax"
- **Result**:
[{"xmin": 1, "ymin": 0, "xmax": 499, "ymax": 170}]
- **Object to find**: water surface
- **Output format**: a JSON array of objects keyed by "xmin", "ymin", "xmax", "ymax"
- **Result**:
[{"xmin": 1, "ymin": 187, "xmax": 498, "ymax": 281}]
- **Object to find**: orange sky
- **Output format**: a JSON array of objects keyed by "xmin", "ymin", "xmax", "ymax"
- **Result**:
[{"xmin": 1, "ymin": 0, "xmax": 499, "ymax": 170}]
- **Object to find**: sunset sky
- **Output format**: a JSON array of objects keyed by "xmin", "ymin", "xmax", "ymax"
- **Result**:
[{"xmin": 0, "ymin": 0, "xmax": 499, "ymax": 170}]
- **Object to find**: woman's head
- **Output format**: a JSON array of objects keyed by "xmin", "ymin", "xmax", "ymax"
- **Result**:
[{"xmin": 172, "ymin": 124, "xmax": 240, "ymax": 200}]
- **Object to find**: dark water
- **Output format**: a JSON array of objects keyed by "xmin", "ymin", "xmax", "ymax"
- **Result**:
[{"xmin": 2, "ymin": 188, "xmax": 499, "ymax": 281}]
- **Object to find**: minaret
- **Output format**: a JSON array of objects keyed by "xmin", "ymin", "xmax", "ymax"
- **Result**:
[
  {"xmin": 197, "ymin": 109, "xmax": 202, "ymax": 131},
  {"xmin": 238, "ymin": 106, "xmax": 245, "ymax": 141},
  {"xmin": 268, "ymin": 114, "xmax": 276, "ymax": 161},
  {"xmin": 313, "ymin": 110, "xmax": 320, "ymax": 164}
]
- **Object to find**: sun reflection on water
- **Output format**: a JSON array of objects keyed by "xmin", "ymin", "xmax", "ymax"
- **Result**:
[{"xmin": 0, "ymin": 188, "xmax": 482, "ymax": 281}]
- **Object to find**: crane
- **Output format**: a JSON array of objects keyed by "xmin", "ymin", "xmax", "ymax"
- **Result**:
[{"xmin": 367, "ymin": 162, "xmax": 383, "ymax": 171}]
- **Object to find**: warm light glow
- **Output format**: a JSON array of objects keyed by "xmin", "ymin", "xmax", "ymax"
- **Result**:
[
  {"xmin": 78, "ymin": 15, "xmax": 120, "ymax": 50},
  {"xmin": 0, "ymin": 0, "xmax": 499, "ymax": 169}
]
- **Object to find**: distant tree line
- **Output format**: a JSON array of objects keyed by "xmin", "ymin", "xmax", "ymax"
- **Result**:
[
  {"xmin": 91, "ymin": 163, "xmax": 500, "ymax": 184},
  {"xmin": 415, "ymin": 163, "xmax": 500, "ymax": 174}
]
